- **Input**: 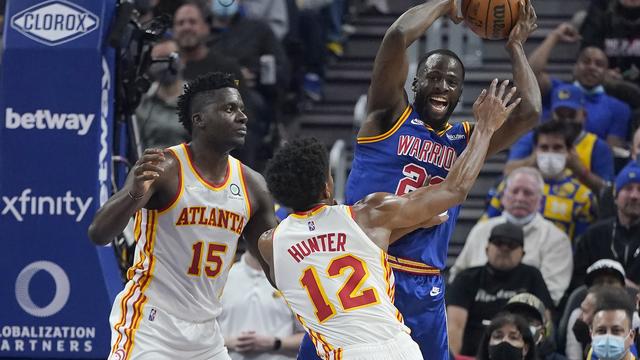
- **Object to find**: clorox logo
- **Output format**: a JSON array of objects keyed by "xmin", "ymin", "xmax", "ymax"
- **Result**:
[{"xmin": 10, "ymin": 0, "xmax": 99, "ymax": 46}]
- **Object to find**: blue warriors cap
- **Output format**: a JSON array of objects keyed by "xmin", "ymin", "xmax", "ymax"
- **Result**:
[
  {"xmin": 615, "ymin": 163, "xmax": 640, "ymax": 195},
  {"xmin": 551, "ymin": 84, "xmax": 584, "ymax": 112}
]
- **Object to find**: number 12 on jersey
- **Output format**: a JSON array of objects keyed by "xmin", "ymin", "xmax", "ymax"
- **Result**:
[{"xmin": 299, "ymin": 254, "xmax": 380, "ymax": 323}]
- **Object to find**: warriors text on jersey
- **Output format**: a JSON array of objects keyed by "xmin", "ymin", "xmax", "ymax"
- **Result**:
[
  {"xmin": 346, "ymin": 105, "xmax": 472, "ymax": 270},
  {"xmin": 272, "ymin": 205, "xmax": 409, "ymax": 358},
  {"xmin": 109, "ymin": 143, "xmax": 251, "ymax": 356}
]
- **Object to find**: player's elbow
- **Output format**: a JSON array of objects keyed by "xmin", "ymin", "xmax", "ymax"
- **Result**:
[
  {"xmin": 384, "ymin": 26, "xmax": 408, "ymax": 46},
  {"xmin": 87, "ymin": 223, "xmax": 110, "ymax": 246},
  {"xmin": 522, "ymin": 106, "xmax": 541, "ymax": 129}
]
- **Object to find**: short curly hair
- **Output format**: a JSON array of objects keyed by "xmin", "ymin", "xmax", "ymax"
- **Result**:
[
  {"xmin": 265, "ymin": 138, "xmax": 329, "ymax": 211},
  {"xmin": 177, "ymin": 72, "xmax": 238, "ymax": 134}
]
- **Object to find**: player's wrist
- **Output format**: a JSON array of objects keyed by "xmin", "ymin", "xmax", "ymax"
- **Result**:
[
  {"xmin": 127, "ymin": 190, "xmax": 145, "ymax": 201},
  {"xmin": 505, "ymin": 39, "xmax": 523, "ymax": 51},
  {"xmin": 273, "ymin": 337, "xmax": 282, "ymax": 351}
]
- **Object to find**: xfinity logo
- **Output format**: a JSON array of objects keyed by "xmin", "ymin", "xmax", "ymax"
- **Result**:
[
  {"xmin": 2, "ymin": 189, "xmax": 93, "ymax": 222},
  {"xmin": 10, "ymin": 0, "xmax": 99, "ymax": 46},
  {"xmin": 5, "ymin": 108, "xmax": 95, "ymax": 136}
]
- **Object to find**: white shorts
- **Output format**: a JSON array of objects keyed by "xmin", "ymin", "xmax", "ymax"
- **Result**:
[
  {"xmin": 108, "ymin": 301, "xmax": 230, "ymax": 360},
  {"xmin": 338, "ymin": 332, "xmax": 423, "ymax": 360}
]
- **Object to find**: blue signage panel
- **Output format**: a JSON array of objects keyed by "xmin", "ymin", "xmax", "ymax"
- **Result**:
[{"xmin": 0, "ymin": 0, "xmax": 120, "ymax": 358}]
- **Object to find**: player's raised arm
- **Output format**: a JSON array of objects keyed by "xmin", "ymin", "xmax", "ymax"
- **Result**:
[
  {"xmin": 354, "ymin": 80, "xmax": 520, "ymax": 240},
  {"xmin": 364, "ymin": 0, "xmax": 462, "ymax": 134},
  {"xmin": 88, "ymin": 148, "xmax": 173, "ymax": 246},
  {"xmin": 486, "ymin": 0, "xmax": 541, "ymax": 156}
]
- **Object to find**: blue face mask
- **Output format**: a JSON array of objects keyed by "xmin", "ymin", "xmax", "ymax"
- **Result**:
[
  {"xmin": 592, "ymin": 334, "xmax": 629, "ymax": 360},
  {"xmin": 211, "ymin": 0, "xmax": 239, "ymax": 19}
]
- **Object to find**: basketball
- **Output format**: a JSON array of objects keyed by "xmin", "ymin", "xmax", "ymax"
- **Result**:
[{"xmin": 462, "ymin": 0, "xmax": 520, "ymax": 40}]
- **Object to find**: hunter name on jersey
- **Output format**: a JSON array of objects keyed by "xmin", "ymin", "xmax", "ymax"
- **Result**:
[{"xmin": 287, "ymin": 232, "xmax": 348, "ymax": 263}]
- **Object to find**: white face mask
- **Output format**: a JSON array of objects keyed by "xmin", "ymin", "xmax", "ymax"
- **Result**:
[
  {"xmin": 537, "ymin": 152, "xmax": 566, "ymax": 177},
  {"xmin": 504, "ymin": 211, "xmax": 536, "ymax": 226}
]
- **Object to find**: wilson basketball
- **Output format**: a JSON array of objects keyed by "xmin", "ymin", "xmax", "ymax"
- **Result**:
[{"xmin": 462, "ymin": 0, "xmax": 520, "ymax": 40}]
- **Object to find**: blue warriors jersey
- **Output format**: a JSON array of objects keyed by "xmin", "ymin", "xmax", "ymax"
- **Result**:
[{"xmin": 345, "ymin": 105, "xmax": 472, "ymax": 270}]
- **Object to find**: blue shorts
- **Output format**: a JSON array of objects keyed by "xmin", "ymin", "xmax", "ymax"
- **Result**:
[{"xmin": 297, "ymin": 272, "xmax": 448, "ymax": 360}]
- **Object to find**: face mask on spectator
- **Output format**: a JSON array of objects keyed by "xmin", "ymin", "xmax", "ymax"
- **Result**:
[
  {"xmin": 536, "ymin": 152, "xmax": 566, "ymax": 177},
  {"xmin": 592, "ymin": 334, "xmax": 629, "ymax": 360},
  {"xmin": 504, "ymin": 211, "xmax": 536, "ymax": 226},
  {"xmin": 572, "ymin": 318, "xmax": 591, "ymax": 345},
  {"xmin": 211, "ymin": 0, "xmax": 239, "ymax": 19},
  {"xmin": 489, "ymin": 341, "xmax": 524, "ymax": 360},
  {"xmin": 148, "ymin": 62, "xmax": 179, "ymax": 86}
]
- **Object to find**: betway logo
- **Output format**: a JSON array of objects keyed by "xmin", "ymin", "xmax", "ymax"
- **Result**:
[
  {"xmin": 2, "ymin": 189, "xmax": 92, "ymax": 222},
  {"xmin": 10, "ymin": 0, "xmax": 99, "ymax": 46},
  {"xmin": 5, "ymin": 108, "xmax": 94, "ymax": 136}
]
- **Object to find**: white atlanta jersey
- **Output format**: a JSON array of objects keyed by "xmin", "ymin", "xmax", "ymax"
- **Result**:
[
  {"xmin": 109, "ymin": 143, "xmax": 251, "ymax": 356},
  {"xmin": 272, "ymin": 204, "xmax": 409, "ymax": 358}
]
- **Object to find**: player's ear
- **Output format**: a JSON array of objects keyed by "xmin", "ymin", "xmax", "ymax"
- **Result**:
[
  {"xmin": 192, "ymin": 113, "xmax": 204, "ymax": 128},
  {"xmin": 323, "ymin": 182, "xmax": 331, "ymax": 200}
]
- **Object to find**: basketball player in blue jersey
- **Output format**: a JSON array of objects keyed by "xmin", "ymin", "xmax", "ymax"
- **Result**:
[{"xmin": 296, "ymin": 0, "xmax": 542, "ymax": 359}]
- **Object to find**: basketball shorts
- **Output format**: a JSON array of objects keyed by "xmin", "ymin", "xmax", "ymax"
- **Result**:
[
  {"xmin": 342, "ymin": 331, "xmax": 423, "ymax": 360},
  {"xmin": 298, "ymin": 273, "xmax": 448, "ymax": 360},
  {"xmin": 298, "ymin": 331, "xmax": 421, "ymax": 360},
  {"xmin": 108, "ymin": 300, "xmax": 229, "ymax": 360},
  {"xmin": 393, "ymin": 272, "xmax": 448, "ymax": 360}
]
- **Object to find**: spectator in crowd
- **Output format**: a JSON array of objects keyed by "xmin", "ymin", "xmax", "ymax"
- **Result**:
[
  {"xmin": 452, "ymin": 168, "xmax": 572, "ymax": 305},
  {"xmin": 529, "ymin": 22, "xmax": 632, "ymax": 148},
  {"xmin": 242, "ymin": 0, "xmax": 290, "ymax": 41},
  {"xmin": 580, "ymin": 0, "xmax": 640, "ymax": 135},
  {"xmin": 588, "ymin": 286, "xmax": 637, "ymax": 360},
  {"xmin": 572, "ymin": 163, "xmax": 640, "ymax": 288},
  {"xmin": 505, "ymin": 84, "xmax": 615, "ymax": 193},
  {"xmin": 173, "ymin": 1, "xmax": 243, "ymax": 82},
  {"xmin": 580, "ymin": 0, "xmax": 640, "ymax": 89},
  {"xmin": 476, "ymin": 312, "xmax": 538, "ymax": 360},
  {"xmin": 136, "ymin": 39, "xmax": 190, "ymax": 149},
  {"xmin": 486, "ymin": 121, "xmax": 597, "ymax": 241},
  {"xmin": 208, "ymin": 0, "xmax": 289, "ymax": 94},
  {"xmin": 564, "ymin": 261, "xmax": 627, "ymax": 360},
  {"xmin": 219, "ymin": 251, "xmax": 304, "ymax": 359},
  {"xmin": 446, "ymin": 224, "xmax": 554, "ymax": 357},
  {"xmin": 503, "ymin": 293, "xmax": 564, "ymax": 360}
]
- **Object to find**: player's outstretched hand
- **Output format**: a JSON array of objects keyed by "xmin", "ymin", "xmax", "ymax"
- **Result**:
[
  {"xmin": 129, "ymin": 148, "xmax": 165, "ymax": 199},
  {"xmin": 506, "ymin": 0, "xmax": 537, "ymax": 47},
  {"xmin": 473, "ymin": 79, "xmax": 521, "ymax": 133}
]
